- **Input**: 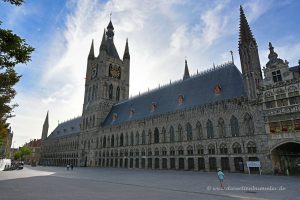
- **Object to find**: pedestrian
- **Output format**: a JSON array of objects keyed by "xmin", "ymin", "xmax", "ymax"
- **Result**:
[
  {"xmin": 66, "ymin": 164, "xmax": 69, "ymax": 170},
  {"xmin": 70, "ymin": 164, "xmax": 73, "ymax": 170},
  {"xmin": 217, "ymin": 168, "xmax": 225, "ymax": 189}
]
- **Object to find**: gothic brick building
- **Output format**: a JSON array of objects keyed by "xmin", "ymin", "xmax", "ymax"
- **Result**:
[{"xmin": 40, "ymin": 6, "xmax": 300, "ymax": 174}]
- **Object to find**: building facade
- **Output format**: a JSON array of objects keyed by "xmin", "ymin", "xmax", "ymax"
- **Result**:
[{"xmin": 40, "ymin": 6, "xmax": 300, "ymax": 174}]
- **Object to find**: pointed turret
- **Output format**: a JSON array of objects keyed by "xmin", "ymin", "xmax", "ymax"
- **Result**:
[
  {"xmin": 88, "ymin": 39, "xmax": 94, "ymax": 59},
  {"xmin": 41, "ymin": 111, "xmax": 49, "ymax": 140},
  {"xmin": 239, "ymin": 5, "xmax": 257, "ymax": 46},
  {"xmin": 183, "ymin": 59, "xmax": 190, "ymax": 80},
  {"xmin": 268, "ymin": 42, "xmax": 278, "ymax": 61},
  {"xmin": 100, "ymin": 29, "xmax": 107, "ymax": 52},
  {"xmin": 123, "ymin": 38, "xmax": 130, "ymax": 60}
]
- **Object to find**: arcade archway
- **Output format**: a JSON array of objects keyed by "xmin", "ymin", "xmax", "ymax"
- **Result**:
[{"xmin": 271, "ymin": 142, "xmax": 300, "ymax": 175}]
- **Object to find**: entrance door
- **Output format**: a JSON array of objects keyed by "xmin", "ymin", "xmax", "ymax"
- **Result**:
[
  {"xmin": 234, "ymin": 157, "xmax": 244, "ymax": 172},
  {"xmin": 188, "ymin": 158, "xmax": 194, "ymax": 170},
  {"xmin": 155, "ymin": 158, "xmax": 159, "ymax": 169},
  {"xmin": 178, "ymin": 158, "xmax": 184, "ymax": 170},
  {"xmin": 221, "ymin": 157, "xmax": 230, "ymax": 171},
  {"xmin": 209, "ymin": 157, "xmax": 217, "ymax": 171},
  {"xmin": 170, "ymin": 158, "xmax": 175, "ymax": 169}
]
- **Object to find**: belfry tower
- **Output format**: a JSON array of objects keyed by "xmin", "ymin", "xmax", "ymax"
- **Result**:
[
  {"xmin": 81, "ymin": 19, "xmax": 130, "ymax": 132},
  {"xmin": 239, "ymin": 6, "xmax": 262, "ymax": 100}
]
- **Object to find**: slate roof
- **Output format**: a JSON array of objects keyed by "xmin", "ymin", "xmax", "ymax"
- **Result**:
[
  {"xmin": 102, "ymin": 63, "xmax": 246, "ymax": 126},
  {"xmin": 289, "ymin": 65, "xmax": 300, "ymax": 74},
  {"xmin": 47, "ymin": 117, "xmax": 81, "ymax": 139},
  {"xmin": 106, "ymin": 39, "xmax": 120, "ymax": 59}
]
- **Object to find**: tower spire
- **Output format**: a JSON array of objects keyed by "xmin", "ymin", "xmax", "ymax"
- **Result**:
[
  {"xmin": 238, "ymin": 5, "xmax": 262, "ymax": 100},
  {"xmin": 123, "ymin": 38, "xmax": 130, "ymax": 60},
  {"xmin": 100, "ymin": 29, "xmax": 107, "ymax": 52},
  {"xmin": 41, "ymin": 111, "xmax": 49, "ymax": 140},
  {"xmin": 239, "ymin": 5, "xmax": 256, "ymax": 46},
  {"xmin": 88, "ymin": 39, "xmax": 94, "ymax": 59},
  {"xmin": 106, "ymin": 18, "xmax": 114, "ymax": 40},
  {"xmin": 183, "ymin": 59, "xmax": 190, "ymax": 80}
]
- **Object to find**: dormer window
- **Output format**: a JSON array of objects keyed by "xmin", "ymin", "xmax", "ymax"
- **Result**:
[
  {"xmin": 272, "ymin": 70, "xmax": 282, "ymax": 82},
  {"xmin": 150, "ymin": 102, "xmax": 157, "ymax": 112}
]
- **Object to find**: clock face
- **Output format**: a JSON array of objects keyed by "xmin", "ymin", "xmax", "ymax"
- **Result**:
[{"xmin": 109, "ymin": 65, "xmax": 121, "ymax": 79}]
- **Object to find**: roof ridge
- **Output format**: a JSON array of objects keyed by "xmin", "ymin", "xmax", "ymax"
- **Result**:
[{"xmin": 115, "ymin": 61, "xmax": 235, "ymax": 105}]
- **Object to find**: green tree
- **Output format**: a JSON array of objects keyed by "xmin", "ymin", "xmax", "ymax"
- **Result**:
[
  {"xmin": 14, "ymin": 150, "xmax": 21, "ymax": 160},
  {"xmin": 0, "ymin": 0, "xmax": 34, "ymax": 146},
  {"xmin": 19, "ymin": 146, "xmax": 31, "ymax": 156}
]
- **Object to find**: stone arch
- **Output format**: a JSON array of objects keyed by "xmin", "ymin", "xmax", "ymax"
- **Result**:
[
  {"xmin": 141, "ymin": 130, "xmax": 146, "ymax": 145},
  {"xmin": 187, "ymin": 145, "xmax": 193, "ymax": 155},
  {"xmin": 186, "ymin": 122, "xmax": 193, "ymax": 141},
  {"xmin": 219, "ymin": 143, "xmax": 228, "ymax": 154},
  {"xmin": 247, "ymin": 141, "xmax": 256, "ymax": 153},
  {"xmin": 230, "ymin": 115, "xmax": 239, "ymax": 137},
  {"xmin": 207, "ymin": 120, "xmax": 214, "ymax": 138},
  {"xmin": 232, "ymin": 142, "xmax": 242, "ymax": 154},
  {"xmin": 120, "ymin": 133, "xmax": 124, "ymax": 147},
  {"xmin": 161, "ymin": 127, "xmax": 166, "ymax": 143},
  {"xmin": 135, "ymin": 131, "xmax": 139, "ymax": 145},
  {"xmin": 208, "ymin": 144, "xmax": 215, "ymax": 154},
  {"xmin": 178, "ymin": 146, "xmax": 184, "ymax": 155},
  {"xmin": 154, "ymin": 127, "xmax": 159, "ymax": 143},
  {"xmin": 169, "ymin": 126, "xmax": 175, "ymax": 143},
  {"xmin": 148, "ymin": 129, "xmax": 152, "ymax": 144},
  {"xmin": 196, "ymin": 121, "xmax": 203, "ymax": 139},
  {"xmin": 177, "ymin": 124, "xmax": 183, "ymax": 142},
  {"xmin": 116, "ymin": 86, "xmax": 120, "ymax": 101},
  {"xmin": 108, "ymin": 84, "xmax": 113, "ymax": 100},
  {"xmin": 218, "ymin": 117, "xmax": 226, "ymax": 137},
  {"xmin": 111, "ymin": 135, "xmax": 114, "ymax": 147},
  {"xmin": 243, "ymin": 113, "xmax": 254, "ymax": 136}
]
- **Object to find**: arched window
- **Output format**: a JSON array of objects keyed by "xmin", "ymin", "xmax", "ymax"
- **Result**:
[
  {"xmin": 111, "ymin": 135, "xmax": 114, "ymax": 147},
  {"xmin": 96, "ymin": 138, "xmax": 99, "ymax": 148},
  {"xmin": 186, "ymin": 123, "xmax": 193, "ymax": 141},
  {"xmin": 103, "ymin": 136, "xmax": 106, "ymax": 148},
  {"xmin": 154, "ymin": 128, "xmax": 159, "ymax": 143},
  {"xmin": 120, "ymin": 133, "xmax": 124, "ymax": 146},
  {"xmin": 230, "ymin": 115, "xmax": 239, "ymax": 137},
  {"xmin": 148, "ymin": 130, "xmax": 152, "ymax": 144},
  {"xmin": 125, "ymin": 133, "xmax": 128, "ymax": 146},
  {"xmin": 187, "ymin": 146, "xmax": 193, "ymax": 155},
  {"xmin": 170, "ymin": 147, "xmax": 175, "ymax": 155},
  {"xmin": 154, "ymin": 148, "xmax": 159, "ymax": 156},
  {"xmin": 247, "ymin": 141, "xmax": 256, "ymax": 153},
  {"xmin": 207, "ymin": 120, "xmax": 214, "ymax": 138},
  {"xmin": 178, "ymin": 124, "xmax": 183, "ymax": 142},
  {"xmin": 218, "ymin": 118, "xmax": 226, "ymax": 137},
  {"xmin": 109, "ymin": 84, "xmax": 113, "ymax": 100},
  {"xmin": 232, "ymin": 142, "xmax": 242, "ymax": 154},
  {"xmin": 219, "ymin": 143, "xmax": 228, "ymax": 154},
  {"xmin": 197, "ymin": 145, "xmax": 204, "ymax": 155},
  {"xmin": 162, "ymin": 147, "xmax": 167, "ymax": 155},
  {"xmin": 178, "ymin": 146, "xmax": 184, "ymax": 155},
  {"xmin": 169, "ymin": 126, "xmax": 175, "ymax": 143},
  {"xmin": 244, "ymin": 113, "xmax": 254, "ymax": 136},
  {"xmin": 136, "ymin": 132, "xmax": 139, "ymax": 145},
  {"xmin": 142, "ymin": 130, "xmax": 145, "ymax": 145},
  {"xmin": 161, "ymin": 127, "xmax": 166, "ymax": 143},
  {"xmin": 196, "ymin": 121, "xmax": 202, "ymax": 139},
  {"xmin": 208, "ymin": 144, "xmax": 215, "ymax": 154},
  {"xmin": 130, "ymin": 132, "xmax": 134, "ymax": 146},
  {"xmin": 92, "ymin": 115, "xmax": 95, "ymax": 127},
  {"xmin": 116, "ymin": 86, "xmax": 120, "ymax": 101}
]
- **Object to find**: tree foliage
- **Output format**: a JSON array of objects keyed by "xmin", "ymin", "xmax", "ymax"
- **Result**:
[
  {"xmin": 14, "ymin": 146, "xmax": 32, "ymax": 160},
  {"xmin": 0, "ymin": 0, "xmax": 34, "ymax": 146}
]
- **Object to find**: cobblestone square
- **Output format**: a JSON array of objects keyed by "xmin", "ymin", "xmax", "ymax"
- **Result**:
[{"xmin": 0, "ymin": 166, "xmax": 299, "ymax": 200}]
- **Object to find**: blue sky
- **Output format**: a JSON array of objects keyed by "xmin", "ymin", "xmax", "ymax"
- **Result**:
[{"xmin": 1, "ymin": 0, "xmax": 300, "ymax": 147}]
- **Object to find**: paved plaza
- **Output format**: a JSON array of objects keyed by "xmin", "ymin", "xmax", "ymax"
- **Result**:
[{"xmin": 0, "ymin": 166, "xmax": 299, "ymax": 200}]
